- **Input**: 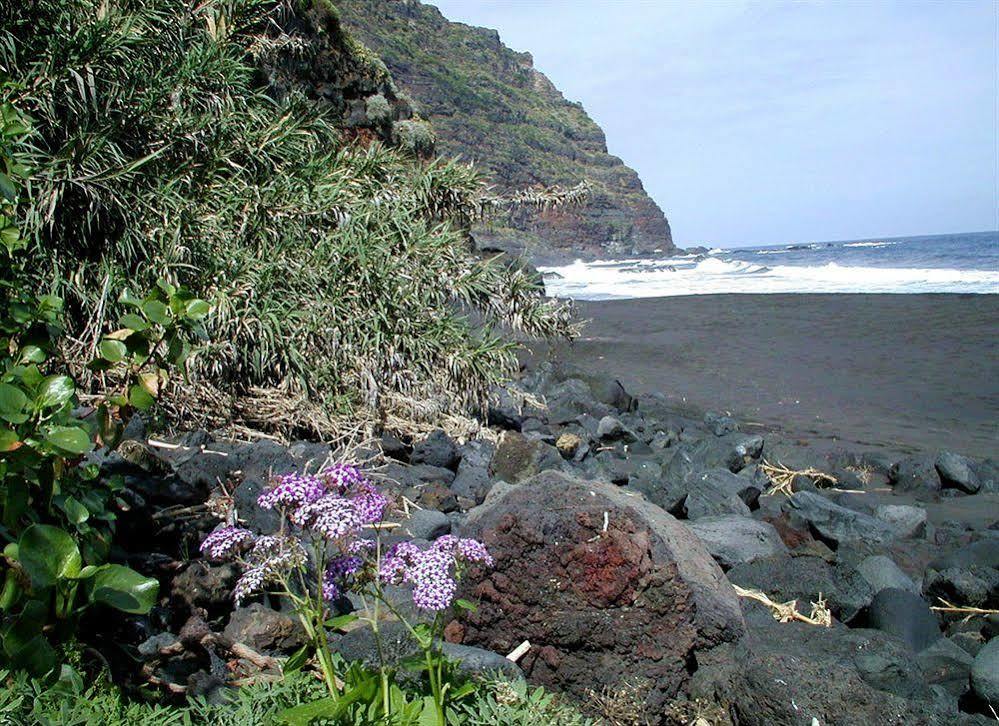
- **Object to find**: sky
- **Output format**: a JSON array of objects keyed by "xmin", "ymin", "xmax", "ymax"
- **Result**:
[{"xmin": 432, "ymin": 0, "xmax": 998, "ymax": 248}]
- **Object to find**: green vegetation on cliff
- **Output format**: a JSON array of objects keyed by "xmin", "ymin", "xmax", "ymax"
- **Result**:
[
  {"xmin": 1, "ymin": 0, "xmax": 574, "ymax": 436},
  {"xmin": 336, "ymin": 0, "xmax": 674, "ymax": 260}
]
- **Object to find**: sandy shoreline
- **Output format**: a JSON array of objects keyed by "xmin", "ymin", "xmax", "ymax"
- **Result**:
[{"xmin": 533, "ymin": 293, "xmax": 998, "ymax": 458}]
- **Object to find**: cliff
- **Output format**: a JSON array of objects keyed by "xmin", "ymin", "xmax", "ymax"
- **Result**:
[{"xmin": 334, "ymin": 0, "xmax": 674, "ymax": 261}]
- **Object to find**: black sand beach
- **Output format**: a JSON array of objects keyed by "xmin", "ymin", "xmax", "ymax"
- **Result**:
[{"xmin": 536, "ymin": 293, "xmax": 998, "ymax": 458}]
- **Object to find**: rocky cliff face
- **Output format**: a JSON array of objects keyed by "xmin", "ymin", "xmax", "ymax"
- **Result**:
[{"xmin": 335, "ymin": 0, "xmax": 674, "ymax": 262}]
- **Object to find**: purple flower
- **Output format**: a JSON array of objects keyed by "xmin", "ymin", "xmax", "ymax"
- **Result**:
[
  {"xmin": 323, "ymin": 555, "xmax": 363, "ymax": 600},
  {"xmin": 292, "ymin": 494, "xmax": 365, "ymax": 541},
  {"xmin": 319, "ymin": 463, "xmax": 367, "ymax": 494},
  {"xmin": 378, "ymin": 537, "xmax": 492, "ymax": 612},
  {"xmin": 233, "ymin": 535, "xmax": 308, "ymax": 605},
  {"xmin": 200, "ymin": 526, "xmax": 255, "ymax": 561},
  {"xmin": 257, "ymin": 473, "xmax": 326, "ymax": 510}
]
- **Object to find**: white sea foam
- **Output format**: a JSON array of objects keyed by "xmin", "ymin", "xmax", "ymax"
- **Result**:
[
  {"xmin": 539, "ymin": 257, "xmax": 999, "ymax": 299},
  {"xmin": 843, "ymin": 241, "xmax": 896, "ymax": 248}
]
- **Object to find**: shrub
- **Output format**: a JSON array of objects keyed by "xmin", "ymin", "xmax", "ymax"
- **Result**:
[
  {"xmin": 392, "ymin": 118, "xmax": 436, "ymax": 157},
  {"xmin": 1, "ymin": 0, "xmax": 576, "ymax": 435},
  {"xmin": 364, "ymin": 93, "xmax": 393, "ymax": 125}
]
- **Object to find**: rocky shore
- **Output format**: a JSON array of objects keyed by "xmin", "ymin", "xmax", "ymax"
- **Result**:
[{"xmin": 97, "ymin": 355, "xmax": 998, "ymax": 724}]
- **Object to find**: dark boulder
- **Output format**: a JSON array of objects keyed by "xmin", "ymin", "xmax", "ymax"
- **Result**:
[
  {"xmin": 689, "ymin": 515, "xmax": 788, "ymax": 570},
  {"xmin": 874, "ymin": 503, "xmax": 928, "ymax": 539},
  {"xmin": 488, "ymin": 431, "xmax": 563, "ymax": 483},
  {"xmin": 455, "ymin": 471, "xmax": 744, "ymax": 710},
  {"xmin": 936, "ymin": 451, "xmax": 981, "ymax": 494},
  {"xmin": 223, "ymin": 603, "xmax": 304, "ymax": 653},
  {"xmin": 682, "ymin": 473, "xmax": 751, "ymax": 519},
  {"xmin": 971, "ymin": 637, "xmax": 999, "ymax": 705},
  {"xmin": 889, "ymin": 456, "xmax": 942, "ymax": 499},
  {"xmin": 337, "ymin": 621, "xmax": 523, "ymax": 683},
  {"xmin": 691, "ymin": 619, "xmax": 974, "ymax": 725},
  {"xmin": 703, "ymin": 411, "xmax": 738, "ymax": 436},
  {"xmin": 728, "ymin": 554, "xmax": 871, "ymax": 623},
  {"xmin": 410, "ymin": 430, "xmax": 460, "ymax": 471},
  {"xmin": 916, "ymin": 636, "xmax": 974, "ymax": 697},
  {"xmin": 403, "ymin": 508, "xmax": 451, "ymax": 540},
  {"xmin": 866, "ymin": 588, "xmax": 941, "ymax": 652},
  {"xmin": 783, "ymin": 491, "xmax": 895, "ymax": 548},
  {"xmin": 855, "ymin": 554, "xmax": 919, "ymax": 595}
]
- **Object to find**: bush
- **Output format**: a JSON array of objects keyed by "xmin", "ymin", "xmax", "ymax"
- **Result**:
[
  {"xmin": 364, "ymin": 93, "xmax": 393, "ymax": 125},
  {"xmin": 1, "ymin": 0, "xmax": 574, "ymax": 434},
  {"xmin": 392, "ymin": 119, "xmax": 436, "ymax": 157}
]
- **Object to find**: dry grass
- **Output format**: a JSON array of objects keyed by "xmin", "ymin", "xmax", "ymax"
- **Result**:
[
  {"xmin": 586, "ymin": 679, "xmax": 652, "ymax": 726},
  {"xmin": 760, "ymin": 459, "xmax": 838, "ymax": 497}
]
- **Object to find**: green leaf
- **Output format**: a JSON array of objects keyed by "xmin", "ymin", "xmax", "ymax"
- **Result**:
[
  {"xmin": 325, "ymin": 613, "xmax": 358, "ymax": 630},
  {"xmin": 61, "ymin": 496, "xmax": 90, "ymax": 525},
  {"xmin": 183, "ymin": 299, "xmax": 210, "ymax": 320},
  {"xmin": 282, "ymin": 645, "xmax": 310, "ymax": 674},
  {"xmin": 18, "ymin": 346, "xmax": 46, "ymax": 364},
  {"xmin": 276, "ymin": 697, "xmax": 341, "ymax": 725},
  {"xmin": 98, "ymin": 339, "xmax": 127, "ymax": 363},
  {"xmin": 35, "ymin": 375, "xmax": 75, "ymax": 409},
  {"xmin": 127, "ymin": 384, "xmax": 156, "ymax": 411},
  {"xmin": 0, "ymin": 383, "xmax": 28, "ymax": 413},
  {"xmin": 44, "ymin": 426, "xmax": 92, "ymax": 455},
  {"xmin": 141, "ymin": 300, "xmax": 170, "ymax": 325},
  {"xmin": 118, "ymin": 313, "xmax": 149, "ymax": 332},
  {"xmin": 89, "ymin": 564, "xmax": 158, "ymax": 614},
  {"xmin": 17, "ymin": 524, "xmax": 82, "ymax": 588},
  {"xmin": 0, "ymin": 429, "xmax": 19, "ymax": 452},
  {"xmin": 454, "ymin": 598, "xmax": 477, "ymax": 612}
]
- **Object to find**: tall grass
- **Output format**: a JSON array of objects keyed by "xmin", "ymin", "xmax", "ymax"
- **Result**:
[{"xmin": 0, "ymin": 0, "xmax": 575, "ymax": 431}]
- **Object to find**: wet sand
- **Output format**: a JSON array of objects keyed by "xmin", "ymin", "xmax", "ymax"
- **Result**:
[{"xmin": 536, "ymin": 294, "xmax": 998, "ymax": 458}]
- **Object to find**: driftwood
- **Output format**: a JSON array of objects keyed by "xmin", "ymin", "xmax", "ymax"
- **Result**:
[
  {"xmin": 760, "ymin": 460, "xmax": 837, "ymax": 497},
  {"xmin": 732, "ymin": 584, "xmax": 832, "ymax": 627},
  {"xmin": 930, "ymin": 597, "xmax": 999, "ymax": 622}
]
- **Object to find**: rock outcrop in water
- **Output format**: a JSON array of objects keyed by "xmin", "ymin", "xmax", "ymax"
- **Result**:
[{"xmin": 335, "ymin": 0, "xmax": 674, "ymax": 262}]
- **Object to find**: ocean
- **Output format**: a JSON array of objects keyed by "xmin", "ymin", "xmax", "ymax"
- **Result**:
[{"xmin": 539, "ymin": 230, "xmax": 999, "ymax": 299}]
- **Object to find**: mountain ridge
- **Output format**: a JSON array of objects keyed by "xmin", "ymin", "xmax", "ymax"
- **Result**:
[{"xmin": 335, "ymin": 0, "xmax": 674, "ymax": 262}]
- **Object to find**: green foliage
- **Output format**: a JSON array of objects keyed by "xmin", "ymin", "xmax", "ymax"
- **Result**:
[
  {"xmin": 391, "ymin": 119, "xmax": 435, "ymax": 157},
  {"xmin": 2, "ymin": 0, "xmax": 574, "ymax": 429},
  {"xmin": 0, "ymin": 101, "xmax": 203, "ymax": 677},
  {"xmin": 0, "ymin": 667, "xmax": 592, "ymax": 725},
  {"xmin": 364, "ymin": 94, "xmax": 393, "ymax": 125}
]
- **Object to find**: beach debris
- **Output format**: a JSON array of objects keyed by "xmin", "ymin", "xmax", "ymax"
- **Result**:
[
  {"xmin": 732, "ymin": 584, "xmax": 832, "ymax": 627},
  {"xmin": 929, "ymin": 597, "xmax": 999, "ymax": 622},
  {"xmin": 505, "ymin": 640, "xmax": 531, "ymax": 662},
  {"xmin": 760, "ymin": 459, "xmax": 837, "ymax": 497}
]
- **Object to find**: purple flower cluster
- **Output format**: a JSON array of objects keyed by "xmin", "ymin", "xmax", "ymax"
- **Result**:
[
  {"xmin": 379, "ymin": 535, "xmax": 492, "ymax": 612},
  {"xmin": 256, "ymin": 466, "xmax": 387, "ymax": 543},
  {"xmin": 200, "ymin": 526, "xmax": 255, "ymax": 561},
  {"xmin": 233, "ymin": 535, "xmax": 308, "ymax": 605},
  {"xmin": 322, "ymin": 555, "xmax": 363, "ymax": 601}
]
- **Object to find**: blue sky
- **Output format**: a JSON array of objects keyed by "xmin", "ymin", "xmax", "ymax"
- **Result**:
[{"xmin": 432, "ymin": 0, "xmax": 998, "ymax": 247}]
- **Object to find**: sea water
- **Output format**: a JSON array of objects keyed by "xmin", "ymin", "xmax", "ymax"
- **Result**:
[{"xmin": 539, "ymin": 231, "xmax": 999, "ymax": 299}]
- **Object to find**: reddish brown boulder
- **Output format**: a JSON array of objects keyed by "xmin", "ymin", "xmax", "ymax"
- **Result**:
[{"xmin": 454, "ymin": 471, "xmax": 744, "ymax": 710}]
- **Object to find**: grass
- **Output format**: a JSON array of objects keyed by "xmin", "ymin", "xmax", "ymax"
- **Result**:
[{"xmin": 0, "ymin": 668, "xmax": 594, "ymax": 726}]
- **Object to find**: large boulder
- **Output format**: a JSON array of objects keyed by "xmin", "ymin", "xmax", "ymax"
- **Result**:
[
  {"xmin": 689, "ymin": 515, "xmax": 788, "ymax": 570},
  {"xmin": 971, "ymin": 638, "xmax": 999, "ymax": 705},
  {"xmin": 488, "ymin": 431, "xmax": 563, "ymax": 483},
  {"xmin": 935, "ymin": 452, "xmax": 981, "ymax": 494},
  {"xmin": 454, "ymin": 471, "xmax": 745, "ymax": 710},
  {"xmin": 783, "ymin": 492, "xmax": 895, "ymax": 548},
  {"xmin": 409, "ymin": 430, "xmax": 460, "ymax": 471},
  {"xmin": 866, "ymin": 588, "xmax": 941, "ymax": 652},
  {"xmin": 889, "ymin": 456, "xmax": 942, "ymax": 499},
  {"xmin": 223, "ymin": 603, "xmax": 304, "ymax": 653}
]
